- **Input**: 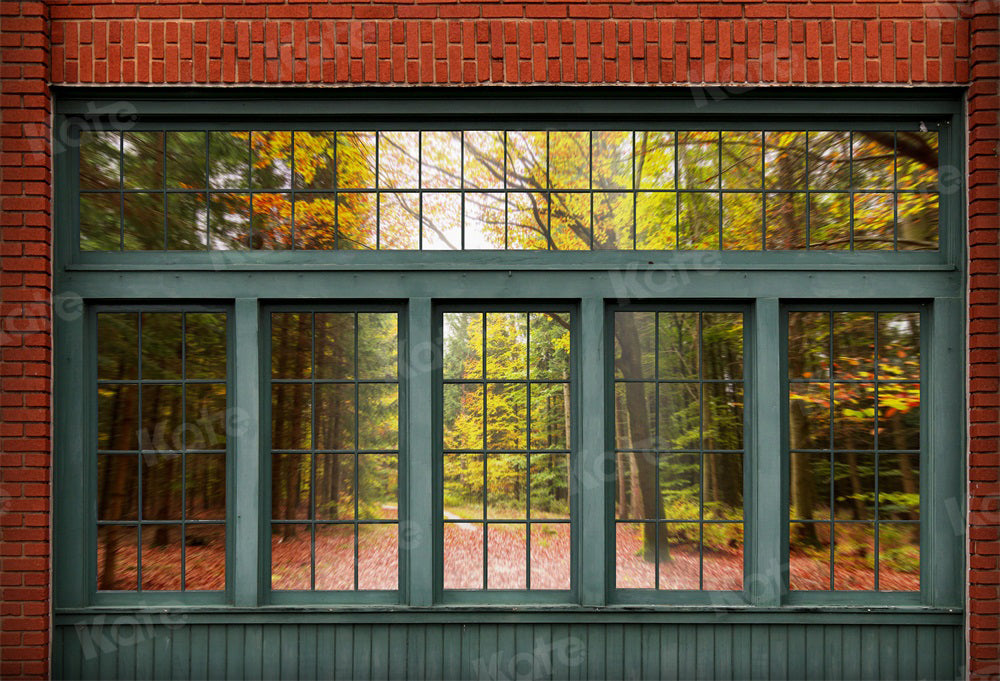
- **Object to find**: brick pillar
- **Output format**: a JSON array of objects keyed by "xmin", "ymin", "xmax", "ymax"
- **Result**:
[{"xmin": 0, "ymin": 1, "xmax": 53, "ymax": 679}]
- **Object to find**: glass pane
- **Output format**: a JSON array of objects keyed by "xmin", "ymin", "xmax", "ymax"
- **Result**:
[
  {"xmin": 358, "ymin": 453, "xmax": 397, "ymax": 519},
  {"xmin": 294, "ymin": 193, "xmax": 337, "ymax": 249},
  {"xmin": 764, "ymin": 131, "xmax": 807, "ymax": 190},
  {"xmin": 678, "ymin": 191, "xmax": 720, "ymax": 249},
  {"xmin": 80, "ymin": 131, "xmax": 120, "ymax": 190},
  {"xmin": 722, "ymin": 192, "xmax": 763, "ymax": 250},
  {"xmin": 658, "ymin": 523, "xmax": 700, "ymax": 590},
  {"xmin": 507, "ymin": 192, "xmax": 549, "ymax": 250},
  {"xmin": 659, "ymin": 452, "xmax": 699, "ymax": 519},
  {"xmin": 98, "ymin": 454, "xmax": 138, "ymax": 520},
  {"xmin": 614, "ymin": 382, "xmax": 656, "ymax": 450},
  {"xmin": 208, "ymin": 192, "xmax": 250, "ymax": 249},
  {"xmin": 808, "ymin": 192, "xmax": 851, "ymax": 250},
  {"xmin": 721, "ymin": 131, "xmax": 762, "ymax": 190},
  {"xmin": 166, "ymin": 131, "xmax": 207, "ymax": 189},
  {"xmin": 463, "ymin": 130, "xmax": 505, "ymax": 190},
  {"xmin": 658, "ymin": 382, "xmax": 699, "ymax": 450},
  {"xmin": 166, "ymin": 192, "xmax": 207, "ymax": 249},
  {"xmin": 851, "ymin": 132, "xmax": 894, "ymax": 190},
  {"xmin": 789, "ymin": 522, "xmax": 831, "ymax": 590},
  {"xmin": 635, "ymin": 131, "xmax": 675, "ymax": 190},
  {"xmin": 485, "ymin": 312, "xmax": 527, "ymax": 380},
  {"xmin": 530, "ymin": 524, "xmax": 571, "ymax": 589},
  {"xmin": 788, "ymin": 383, "xmax": 831, "ymax": 450},
  {"xmin": 853, "ymin": 192, "xmax": 894, "ymax": 251},
  {"xmin": 833, "ymin": 523, "xmax": 875, "ymax": 590},
  {"xmin": 616, "ymin": 452, "xmax": 657, "ymax": 521},
  {"xmin": 378, "ymin": 131, "xmax": 419, "ymax": 189},
  {"xmin": 185, "ymin": 453, "xmax": 226, "ymax": 519},
  {"xmin": 444, "ymin": 453, "xmax": 483, "ymax": 519},
  {"xmin": 506, "ymin": 131, "xmax": 546, "ymax": 190},
  {"xmin": 209, "ymin": 131, "xmax": 250, "ymax": 189},
  {"xmin": 184, "ymin": 524, "xmax": 226, "ymax": 590},
  {"xmin": 315, "ymin": 524, "xmax": 357, "ymax": 590},
  {"xmin": 251, "ymin": 192, "xmax": 293, "ymax": 250},
  {"xmin": 98, "ymin": 312, "xmax": 139, "ymax": 380},
  {"xmin": 529, "ymin": 383, "xmax": 568, "ymax": 450},
  {"xmin": 357, "ymin": 384, "xmax": 398, "ymax": 450},
  {"xmin": 485, "ymin": 383, "xmax": 527, "ymax": 450},
  {"xmin": 487, "ymin": 524, "xmax": 527, "ymax": 589},
  {"xmin": 357, "ymin": 524, "xmax": 398, "ymax": 590},
  {"xmin": 879, "ymin": 523, "xmax": 919, "ymax": 591},
  {"xmin": 616, "ymin": 522, "xmax": 656, "ymax": 589},
  {"xmin": 764, "ymin": 192, "xmax": 806, "ymax": 250},
  {"xmin": 141, "ymin": 384, "xmax": 183, "ymax": 451},
  {"xmin": 832, "ymin": 452, "xmax": 876, "ymax": 520},
  {"xmin": 98, "ymin": 384, "xmax": 139, "ymax": 451},
  {"xmin": 789, "ymin": 452, "xmax": 831, "ymax": 521},
  {"xmin": 271, "ymin": 453, "xmax": 311, "ymax": 520},
  {"xmin": 271, "ymin": 384, "xmax": 312, "ymax": 450},
  {"xmin": 635, "ymin": 191, "xmax": 677, "ymax": 250},
  {"xmin": 833, "ymin": 312, "xmax": 875, "ymax": 379},
  {"xmin": 185, "ymin": 383, "xmax": 227, "ymax": 450},
  {"xmin": 444, "ymin": 383, "xmax": 484, "ymax": 450},
  {"xmin": 486, "ymin": 453, "xmax": 527, "ymax": 519},
  {"xmin": 615, "ymin": 311, "xmax": 655, "ymax": 379},
  {"xmin": 879, "ymin": 452, "xmax": 920, "ymax": 519},
  {"xmin": 788, "ymin": 312, "xmax": 830, "ymax": 379},
  {"xmin": 444, "ymin": 312, "xmax": 483, "ymax": 380},
  {"xmin": 122, "ymin": 192, "xmax": 165, "ymax": 250},
  {"xmin": 592, "ymin": 131, "xmax": 632, "ymax": 190},
  {"xmin": 895, "ymin": 132, "xmax": 938, "ymax": 190},
  {"xmin": 357, "ymin": 313, "xmax": 397, "ymax": 380},
  {"xmin": 271, "ymin": 523, "xmax": 312, "ymax": 590},
  {"xmin": 315, "ymin": 453, "xmax": 355, "ymax": 520},
  {"xmin": 251, "ymin": 131, "xmax": 292, "ymax": 189},
  {"xmin": 185, "ymin": 312, "xmax": 227, "ymax": 380},
  {"xmin": 271, "ymin": 312, "xmax": 312, "ymax": 379},
  {"xmin": 123, "ymin": 131, "xmax": 164, "ymax": 190},
  {"xmin": 443, "ymin": 522, "xmax": 484, "ymax": 589},
  {"xmin": 549, "ymin": 131, "xmax": 589, "ymax": 189},
  {"xmin": 832, "ymin": 383, "xmax": 875, "ymax": 450},
  {"xmin": 529, "ymin": 453, "xmax": 569, "ymax": 518},
  {"xmin": 337, "ymin": 192, "xmax": 377, "ymax": 249},
  {"xmin": 878, "ymin": 383, "xmax": 920, "ymax": 450},
  {"xmin": 422, "ymin": 192, "xmax": 462, "ymax": 250},
  {"xmin": 98, "ymin": 526, "xmax": 138, "ymax": 590},
  {"xmin": 337, "ymin": 132, "xmax": 377, "ymax": 189},
  {"xmin": 808, "ymin": 131, "xmax": 850, "ymax": 191},
  {"xmin": 703, "ymin": 453, "xmax": 743, "ymax": 519},
  {"xmin": 140, "ymin": 313, "xmax": 182, "ymax": 380},
  {"xmin": 141, "ymin": 524, "xmax": 182, "ymax": 590},
  {"xmin": 378, "ymin": 192, "xmax": 419, "ymax": 250},
  {"xmin": 315, "ymin": 383, "xmax": 354, "ymax": 450},
  {"xmin": 550, "ymin": 192, "xmax": 590, "ymax": 250},
  {"xmin": 592, "ymin": 192, "xmax": 633, "ymax": 250},
  {"xmin": 80, "ymin": 192, "xmax": 122, "ymax": 250},
  {"xmin": 657, "ymin": 312, "xmax": 699, "ymax": 380},
  {"xmin": 421, "ymin": 130, "xmax": 461, "ymax": 189},
  {"xmin": 294, "ymin": 131, "xmax": 336, "ymax": 190},
  {"xmin": 464, "ymin": 192, "xmax": 505, "ymax": 249},
  {"xmin": 702, "ymin": 313, "xmax": 743, "ymax": 380},
  {"xmin": 678, "ymin": 131, "xmax": 719, "ymax": 190},
  {"xmin": 703, "ymin": 523, "xmax": 743, "ymax": 590},
  {"xmin": 529, "ymin": 312, "xmax": 570, "ymax": 380},
  {"xmin": 897, "ymin": 193, "xmax": 938, "ymax": 250}
]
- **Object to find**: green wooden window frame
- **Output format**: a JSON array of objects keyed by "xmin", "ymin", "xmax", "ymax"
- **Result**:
[{"xmin": 53, "ymin": 88, "xmax": 965, "ymax": 617}]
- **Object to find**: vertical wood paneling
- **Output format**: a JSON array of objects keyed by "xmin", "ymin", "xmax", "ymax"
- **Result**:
[{"xmin": 55, "ymin": 621, "xmax": 962, "ymax": 680}]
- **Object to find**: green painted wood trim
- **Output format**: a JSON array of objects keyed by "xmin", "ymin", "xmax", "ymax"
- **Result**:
[
  {"xmin": 233, "ymin": 298, "xmax": 262, "ymax": 607},
  {"xmin": 406, "ymin": 298, "xmax": 434, "ymax": 607},
  {"xmin": 751, "ymin": 298, "xmax": 782, "ymax": 607},
  {"xmin": 578, "ymin": 298, "xmax": 607, "ymax": 607}
]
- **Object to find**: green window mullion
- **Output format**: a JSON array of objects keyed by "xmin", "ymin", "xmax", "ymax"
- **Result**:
[
  {"xmin": 579, "ymin": 297, "xmax": 607, "ymax": 606},
  {"xmin": 405, "ymin": 298, "xmax": 435, "ymax": 606},
  {"xmin": 750, "ymin": 297, "xmax": 782, "ymax": 606},
  {"xmin": 232, "ymin": 298, "xmax": 262, "ymax": 607}
]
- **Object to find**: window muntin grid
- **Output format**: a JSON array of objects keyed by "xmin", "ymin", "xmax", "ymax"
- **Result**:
[
  {"xmin": 78, "ymin": 129, "xmax": 940, "ymax": 253},
  {"xmin": 441, "ymin": 311, "xmax": 573, "ymax": 591},
  {"xmin": 613, "ymin": 310, "xmax": 745, "ymax": 591},
  {"xmin": 787, "ymin": 310, "xmax": 921, "ymax": 592},
  {"xmin": 95, "ymin": 310, "xmax": 229, "ymax": 592},
  {"xmin": 269, "ymin": 310, "xmax": 401, "ymax": 592}
]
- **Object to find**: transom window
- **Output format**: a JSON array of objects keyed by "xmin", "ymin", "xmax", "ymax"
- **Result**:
[{"xmin": 55, "ymin": 92, "xmax": 962, "ymax": 613}]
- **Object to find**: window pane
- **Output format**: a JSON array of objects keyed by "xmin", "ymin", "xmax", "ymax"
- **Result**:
[
  {"xmin": 615, "ymin": 310, "xmax": 745, "ymax": 591},
  {"xmin": 270, "ymin": 310, "xmax": 400, "ymax": 592},
  {"xmin": 788, "ymin": 309, "xmax": 921, "ymax": 592},
  {"xmin": 96, "ymin": 310, "xmax": 229, "ymax": 591},
  {"xmin": 443, "ymin": 309, "xmax": 572, "ymax": 591}
]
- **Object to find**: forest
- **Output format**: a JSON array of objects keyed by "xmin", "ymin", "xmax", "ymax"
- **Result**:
[{"xmin": 90, "ymin": 127, "xmax": 933, "ymax": 591}]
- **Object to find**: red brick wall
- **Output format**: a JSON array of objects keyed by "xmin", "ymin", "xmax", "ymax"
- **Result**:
[
  {"xmin": 0, "ymin": 1, "xmax": 53, "ymax": 680},
  {"xmin": 1, "ymin": 1, "xmax": 998, "ymax": 678}
]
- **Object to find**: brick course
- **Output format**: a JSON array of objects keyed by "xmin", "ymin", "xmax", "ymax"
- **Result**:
[{"xmin": 1, "ymin": 0, "xmax": 997, "ymax": 678}]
